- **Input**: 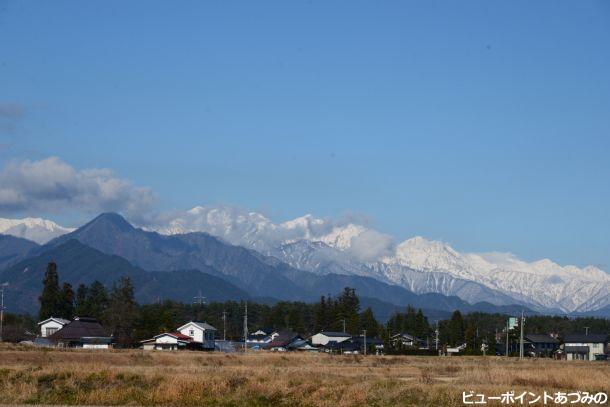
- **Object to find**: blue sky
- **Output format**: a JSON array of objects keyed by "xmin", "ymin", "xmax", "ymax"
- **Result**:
[{"xmin": 0, "ymin": 1, "xmax": 609, "ymax": 269}]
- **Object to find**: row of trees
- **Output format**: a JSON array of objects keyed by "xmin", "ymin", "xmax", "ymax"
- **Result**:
[{"xmin": 34, "ymin": 263, "xmax": 610, "ymax": 350}]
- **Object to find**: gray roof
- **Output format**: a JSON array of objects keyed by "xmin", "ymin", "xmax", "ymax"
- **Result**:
[
  {"xmin": 525, "ymin": 334, "xmax": 559, "ymax": 344},
  {"xmin": 563, "ymin": 334, "xmax": 608, "ymax": 344},
  {"xmin": 48, "ymin": 317, "xmax": 110, "ymax": 341}
]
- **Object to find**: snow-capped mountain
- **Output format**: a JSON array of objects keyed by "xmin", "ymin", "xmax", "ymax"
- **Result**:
[
  {"xmin": 151, "ymin": 206, "xmax": 610, "ymax": 313},
  {"xmin": 0, "ymin": 217, "xmax": 74, "ymax": 244},
  {"xmin": 1, "ymin": 208, "xmax": 608, "ymax": 313}
]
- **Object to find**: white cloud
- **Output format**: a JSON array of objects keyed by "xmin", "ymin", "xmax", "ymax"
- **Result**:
[
  {"xmin": 0, "ymin": 156, "xmax": 154, "ymax": 220},
  {"xmin": 150, "ymin": 205, "xmax": 395, "ymax": 261}
]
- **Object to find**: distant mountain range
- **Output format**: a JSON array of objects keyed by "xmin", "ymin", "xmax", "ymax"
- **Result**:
[
  {"xmin": 150, "ymin": 206, "xmax": 610, "ymax": 314},
  {"xmin": 0, "ymin": 217, "xmax": 74, "ymax": 244},
  {"xmin": 0, "ymin": 211, "xmax": 608, "ymax": 318}
]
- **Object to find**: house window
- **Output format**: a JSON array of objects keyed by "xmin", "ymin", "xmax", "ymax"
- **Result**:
[
  {"xmin": 189, "ymin": 329, "xmax": 195, "ymax": 337},
  {"xmin": 46, "ymin": 327, "xmax": 58, "ymax": 336}
]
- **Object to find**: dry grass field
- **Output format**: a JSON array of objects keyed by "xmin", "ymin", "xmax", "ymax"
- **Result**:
[{"xmin": 0, "ymin": 344, "xmax": 608, "ymax": 406}]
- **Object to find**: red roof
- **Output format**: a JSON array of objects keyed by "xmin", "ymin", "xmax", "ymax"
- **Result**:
[{"xmin": 172, "ymin": 332, "xmax": 193, "ymax": 340}]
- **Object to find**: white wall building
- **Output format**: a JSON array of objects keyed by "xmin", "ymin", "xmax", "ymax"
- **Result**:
[
  {"xmin": 310, "ymin": 331, "xmax": 351, "ymax": 346},
  {"xmin": 141, "ymin": 333, "xmax": 192, "ymax": 351},
  {"xmin": 177, "ymin": 321, "xmax": 217, "ymax": 349},
  {"xmin": 562, "ymin": 334, "xmax": 609, "ymax": 361},
  {"xmin": 38, "ymin": 317, "xmax": 70, "ymax": 337}
]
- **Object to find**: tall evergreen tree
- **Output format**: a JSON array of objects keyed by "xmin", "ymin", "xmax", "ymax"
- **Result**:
[
  {"xmin": 314, "ymin": 295, "xmax": 327, "ymax": 332},
  {"xmin": 87, "ymin": 281, "xmax": 109, "ymax": 320},
  {"xmin": 60, "ymin": 282, "xmax": 75, "ymax": 320},
  {"xmin": 74, "ymin": 283, "xmax": 89, "ymax": 317},
  {"xmin": 337, "ymin": 287, "xmax": 360, "ymax": 334},
  {"xmin": 448, "ymin": 310, "xmax": 465, "ymax": 346},
  {"xmin": 414, "ymin": 308, "xmax": 429, "ymax": 339},
  {"xmin": 105, "ymin": 276, "xmax": 137, "ymax": 347},
  {"xmin": 38, "ymin": 262, "xmax": 61, "ymax": 320},
  {"xmin": 360, "ymin": 307, "xmax": 379, "ymax": 338}
]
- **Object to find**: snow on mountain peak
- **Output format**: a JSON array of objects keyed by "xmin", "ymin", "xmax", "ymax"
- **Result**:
[
  {"xmin": 390, "ymin": 236, "xmax": 473, "ymax": 277},
  {"xmin": 0, "ymin": 217, "xmax": 74, "ymax": 244},
  {"xmin": 3, "ymin": 206, "xmax": 606, "ymax": 313}
]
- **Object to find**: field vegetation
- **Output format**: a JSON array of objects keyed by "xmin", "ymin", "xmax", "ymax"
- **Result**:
[{"xmin": 0, "ymin": 345, "xmax": 608, "ymax": 406}]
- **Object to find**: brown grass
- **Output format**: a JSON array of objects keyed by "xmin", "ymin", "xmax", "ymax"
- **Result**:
[{"xmin": 0, "ymin": 344, "xmax": 608, "ymax": 406}]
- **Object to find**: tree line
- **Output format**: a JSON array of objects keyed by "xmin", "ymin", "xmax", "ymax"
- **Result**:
[{"xmin": 6, "ymin": 262, "xmax": 607, "ymax": 351}]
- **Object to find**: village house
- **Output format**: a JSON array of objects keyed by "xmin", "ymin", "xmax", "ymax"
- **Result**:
[
  {"xmin": 38, "ymin": 317, "xmax": 70, "ymax": 337},
  {"xmin": 266, "ymin": 331, "xmax": 302, "ymax": 351},
  {"xmin": 246, "ymin": 328, "xmax": 279, "ymax": 347},
  {"xmin": 177, "ymin": 321, "xmax": 217, "ymax": 350},
  {"xmin": 141, "ymin": 321, "xmax": 218, "ymax": 351},
  {"xmin": 561, "ymin": 334, "xmax": 609, "ymax": 361},
  {"xmin": 524, "ymin": 334, "xmax": 560, "ymax": 357},
  {"xmin": 310, "ymin": 331, "xmax": 351, "ymax": 346},
  {"xmin": 286, "ymin": 338, "xmax": 319, "ymax": 352},
  {"xmin": 141, "ymin": 332, "xmax": 193, "ymax": 351},
  {"xmin": 390, "ymin": 332, "xmax": 422, "ymax": 348},
  {"xmin": 47, "ymin": 316, "xmax": 112, "ymax": 349},
  {"xmin": 322, "ymin": 339, "xmax": 361, "ymax": 354}
]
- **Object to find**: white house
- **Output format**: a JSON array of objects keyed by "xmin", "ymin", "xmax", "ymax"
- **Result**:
[
  {"xmin": 310, "ymin": 331, "xmax": 351, "ymax": 346},
  {"xmin": 141, "ymin": 332, "xmax": 193, "ymax": 351},
  {"xmin": 390, "ymin": 333, "xmax": 419, "ymax": 348},
  {"xmin": 247, "ymin": 329, "xmax": 279, "ymax": 345},
  {"xmin": 177, "ymin": 321, "xmax": 217, "ymax": 350},
  {"xmin": 38, "ymin": 317, "xmax": 70, "ymax": 337},
  {"xmin": 562, "ymin": 334, "xmax": 609, "ymax": 361}
]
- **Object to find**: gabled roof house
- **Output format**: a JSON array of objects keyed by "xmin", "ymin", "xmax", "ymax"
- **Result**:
[{"xmin": 48, "ymin": 317, "xmax": 112, "ymax": 349}]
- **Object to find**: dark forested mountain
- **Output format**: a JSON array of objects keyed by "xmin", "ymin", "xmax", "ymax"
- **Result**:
[
  {"xmin": 0, "ymin": 213, "xmax": 551, "ymax": 318},
  {"xmin": 0, "ymin": 234, "xmax": 39, "ymax": 270},
  {"xmin": 0, "ymin": 239, "xmax": 249, "ymax": 314},
  {"xmin": 42, "ymin": 213, "xmax": 308, "ymax": 300}
]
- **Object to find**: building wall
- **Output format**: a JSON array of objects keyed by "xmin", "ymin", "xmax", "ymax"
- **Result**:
[
  {"xmin": 156, "ymin": 335, "xmax": 179, "ymax": 344},
  {"xmin": 179, "ymin": 323, "xmax": 204, "ymax": 343},
  {"xmin": 178, "ymin": 323, "xmax": 216, "ymax": 348},
  {"xmin": 564, "ymin": 342, "xmax": 605, "ymax": 361},
  {"xmin": 83, "ymin": 344, "xmax": 110, "ymax": 349},
  {"xmin": 39, "ymin": 320, "xmax": 65, "ymax": 337},
  {"xmin": 311, "ymin": 333, "xmax": 350, "ymax": 346}
]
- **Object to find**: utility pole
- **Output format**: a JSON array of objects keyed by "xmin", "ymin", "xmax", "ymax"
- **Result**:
[
  {"xmin": 341, "ymin": 319, "xmax": 346, "ymax": 333},
  {"xmin": 584, "ymin": 326, "xmax": 590, "ymax": 336},
  {"xmin": 222, "ymin": 311, "xmax": 227, "ymax": 341},
  {"xmin": 434, "ymin": 321, "xmax": 439, "ymax": 351},
  {"xmin": 505, "ymin": 318, "xmax": 509, "ymax": 357},
  {"xmin": 243, "ymin": 302, "xmax": 248, "ymax": 353},
  {"xmin": 475, "ymin": 327, "xmax": 479, "ymax": 352},
  {"xmin": 0, "ymin": 283, "xmax": 6, "ymax": 342},
  {"xmin": 519, "ymin": 310, "xmax": 525, "ymax": 359},
  {"xmin": 362, "ymin": 329, "xmax": 367, "ymax": 356}
]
